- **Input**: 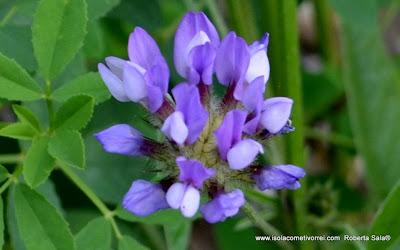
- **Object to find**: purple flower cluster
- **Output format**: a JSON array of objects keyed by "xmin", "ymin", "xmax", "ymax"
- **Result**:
[{"xmin": 96, "ymin": 12, "xmax": 305, "ymax": 223}]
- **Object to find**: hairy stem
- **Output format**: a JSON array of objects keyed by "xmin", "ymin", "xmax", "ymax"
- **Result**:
[
  {"xmin": 58, "ymin": 163, "xmax": 123, "ymax": 239},
  {"xmin": 242, "ymin": 202, "xmax": 293, "ymax": 249}
]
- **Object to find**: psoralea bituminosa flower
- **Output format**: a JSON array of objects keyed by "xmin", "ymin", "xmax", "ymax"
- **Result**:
[{"xmin": 96, "ymin": 11, "xmax": 305, "ymax": 223}]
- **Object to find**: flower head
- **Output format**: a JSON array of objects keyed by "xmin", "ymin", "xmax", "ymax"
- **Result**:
[{"xmin": 96, "ymin": 11, "xmax": 305, "ymax": 223}]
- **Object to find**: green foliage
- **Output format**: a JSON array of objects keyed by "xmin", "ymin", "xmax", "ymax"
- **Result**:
[
  {"xmin": 53, "ymin": 95, "xmax": 94, "ymax": 131},
  {"xmin": 14, "ymin": 184, "xmax": 75, "ymax": 250},
  {"xmin": 24, "ymin": 136, "xmax": 54, "ymax": 188},
  {"xmin": 0, "ymin": 26, "xmax": 36, "ymax": 71},
  {"xmin": 0, "ymin": 197, "xmax": 4, "ymax": 249},
  {"xmin": 0, "ymin": 53, "xmax": 42, "ymax": 101},
  {"xmin": 118, "ymin": 235, "xmax": 149, "ymax": 250},
  {"xmin": 331, "ymin": 0, "xmax": 400, "ymax": 196},
  {"xmin": 48, "ymin": 130, "xmax": 85, "ymax": 169},
  {"xmin": 12, "ymin": 105, "xmax": 42, "ymax": 132},
  {"xmin": 32, "ymin": 0, "xmax": 88, "ymax": 80},
  {"xmin": 86, "ymin": 0, "xmax": 120, "ymax": 20},
  {"xmin": 0, "ymin": 164, "xmax": 9, "ymax": 183},
  {"xmin": 0, "ymin": 123, "xmax": 37, "ymax": 140},
  {"xmin": 75, "ymin": 217, "xmax": 111, "ymax": 250},
  {"xmin": 368, "ymin": 182, "xmax": 400, "ymax": 250},
  {"xmin": 53, "ymin": 73, "xmax": 110, "ymax": 104}
]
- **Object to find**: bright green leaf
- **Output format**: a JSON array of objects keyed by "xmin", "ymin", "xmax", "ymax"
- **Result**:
[
  {"xmin": 0, "ymin": 53, "xmax": 42, "ymax": 101},
  {"xmin": 54, "ymin": 95, "xmax": 94, "ymax": 131},
  {"xmin": 86, "ymin": 0, "xmax": 120, "ymax": 20},
  {"xmin": 48, "ymin": 130, "xmax": 85, "ymax": 169},
  {"xmin": 0, "ymin": 123, "xmax": 37, "ymax": 140},
  {"xmin": 118, "ymin": 235, "xmax": 149, "ymax": 250},
  {"xmin": 0, "ymin": 164, "xmax": 9, "ymax": 183},
  {"xmin": 368, "ymin": 182, "xmax": 400, "ymax": 250},
  {"xmin": 32, "ymin": 0, "xmax": 88, "ymax": 79},
  {"xmin": 24, "ymin": 136, "xmax": 55, "ymax": 188},
  {"xmin": 0, "ymin": 197, "xmax": 4, "ymax": 248},
  {"xmin": 53, "ymin": 73, "xmax": 110, "ymax": 104},
  {"xmin": 75, "ymin": 217, "xmax": 111, "ymax": 250},
  {"xmin": 14, "ymin": 184, "xmax": 75, "ymax": 250},
  {"xmin": 12, "ymin": 104, "xmax": 41, "ymax": 132}
]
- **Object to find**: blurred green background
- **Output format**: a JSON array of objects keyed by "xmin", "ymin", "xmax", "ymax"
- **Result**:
[{"xmin": 1, "ymin": 0, "xmax": 400, "ymax": 249}]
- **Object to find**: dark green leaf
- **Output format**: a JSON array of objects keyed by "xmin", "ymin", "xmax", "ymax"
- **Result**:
[
  {"xmin": 48, "ymin": 130, "xmax": 85, "ymax": 169},
  {"xmin": 118, "ymin": 235, "xmax": 149, "ymax": 250},
  {"xmin": 54, "ymin": 95, "xmax": 94, "ymax": 131},
  {"xmin": 14, "ymin": 184, "xmax": 75, "ymax": 250},
  {"xmin": 83, "ymin": 21, "xmax": 105, "ymax": 60},
  {"xmin": 0, "ymin": 53, "xmax": 42, "ymax": 101},
  {"xmin": 0, "ymin": 164, "xmax": 8, "ymax": 183},
  {"xmin": 12, "ymin": 104, "xmax": 41, "ymax": 132},
  {"xmin": 0, "ymin": 196, "xmax": 4, "ymax": 248},
  {"xmin": 331, "ymin": 0, "xmax": 400, "ymax": 196},
  {"xmin": 35, "ymin": 179, "xmax": 63, "ymax": 213},
  {"xmin": 53, "ymin": 73, "xmax": 110, "ymax": 104},
  {"xmin": 116, "ymin": 208, "xmax": 183, "ymax": 225},
  {"xmin": 32, "ymin": 0, "xmax": 88, "ymax": 79},
  {"xmin": 368, "ymin": 182, "xmax": 400, "ymax": 250},
  {"xmin": 24, "ymin": 136, "xmax": 55, "ymax": 188},
  {"xmin": 0, "ymin": 123, "xmax": 37, "ymax": 140},
  {"xmin": 0, "ymin": 0, "xmax": 39, "ymax": 26},
  {"xmin": 163, "ymin": 219, "xmax": 191, "ymax": 250},
  {"xmin": 0, "ymin": 25, "xmax": 36, "ymax": 71},
  {"xmin": 86, "ymin": 0, "xmax": 120, "ymax": 20},
  {"xmin": 7, "ymin": 185, "xmax": 27, "ymax": 250},
  {"xmin": 75, "ymin": 217, "xmax": 111, "ymax": 250}
]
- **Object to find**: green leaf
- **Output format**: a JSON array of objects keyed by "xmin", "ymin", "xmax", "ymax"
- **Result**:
[
  {"xmin": 12, "ymin": 105, "xmax": 41, "ymax": 132},
  {"xmin": 86, "ymin": 0, "xmax": 120, "ymax": 20},
  {"xmin": 75, "ymin": 217, "xmax": 111, "ymax": 250},
  {"xmin": 118, "ymin": 235, "xmax": 149, "ymax": 250},
  {"xmin": 14, "ymin": 184, "xmax": 75, "ymax": 250},
  {"xmin": 54, "ymin": 95, "xmax": 94, "ymax": 131},
  {"xmin": 0, "ymin": 197, "xmax": 4, "ymax": 249},
  {"xmin": 0, "ymin": 164, "xmax": 8, "ymax": 183},
  {"xmin": 0, "ymin": 53, "xmax": 42, "ymax": 101},
  {"xmin": 83, "ymin": 21, "xmax": 105, "ymax": 60},
  {"xmin": 0, "ymin": 25, "xmax": 36, "ymax": 71},
  {"xmin": 32, "ymin": 0, "xmax": 88, "ymax": 80},
  {"xmin": 164, "ymin": 219, "xmax": 191, "ymax": 250},
  {"xmin": 24, "ymin": 136, "xmax": 55, "ymax": 188},
  {"xmin": 116, "ymin": 208, "xmax": 183, "ymax": 225},
  {"xmin": 331, "ymin": 0, "xmax": 400, "ymax": 196},
  {"xmin": 7, "ymin": 185, "xmax": 27, "ymax": 250},
  {"xmin": 0, "ymin": 123, "xmax": 37, "ymax": 140},
  {"xmin": 53, "ymin": 73, "xmax": 110, "ymax": 104},
  {"xmin": 368, "ymin": 181, "xmax": 400, "ymax": 250},
  {"xmin": 48, "ymin": 130, "xmax": 85, "ymax": 169}
]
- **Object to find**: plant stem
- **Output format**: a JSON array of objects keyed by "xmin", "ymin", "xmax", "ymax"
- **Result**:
[
  {"xmin": 203, "ymin": 0, "xmax": 228, "ymax": 35},
  {"xmin": 242, "ymin": 203, "xmax": 292, "ymax": 249},
  {"xmin": 58, "ymin": 163, "xmax": 123, "ymax": 239},
  {"xmin": 0, "ymin": 154, "xmax": 23, "ymax": 164},
  {"xmin": 45, "ymin": 79, "xmax": 54, "ymax": 131},
  {"xmin": 313, "ymin": 0, "xmax": 338, "ymax": 65},
  {"xmin": 0, "ymin": 166, "xmax": 22, "ymax": 194},
  {"xmin": 276, "ymin": 1, "xmax": 311, "ymax": 249}
]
